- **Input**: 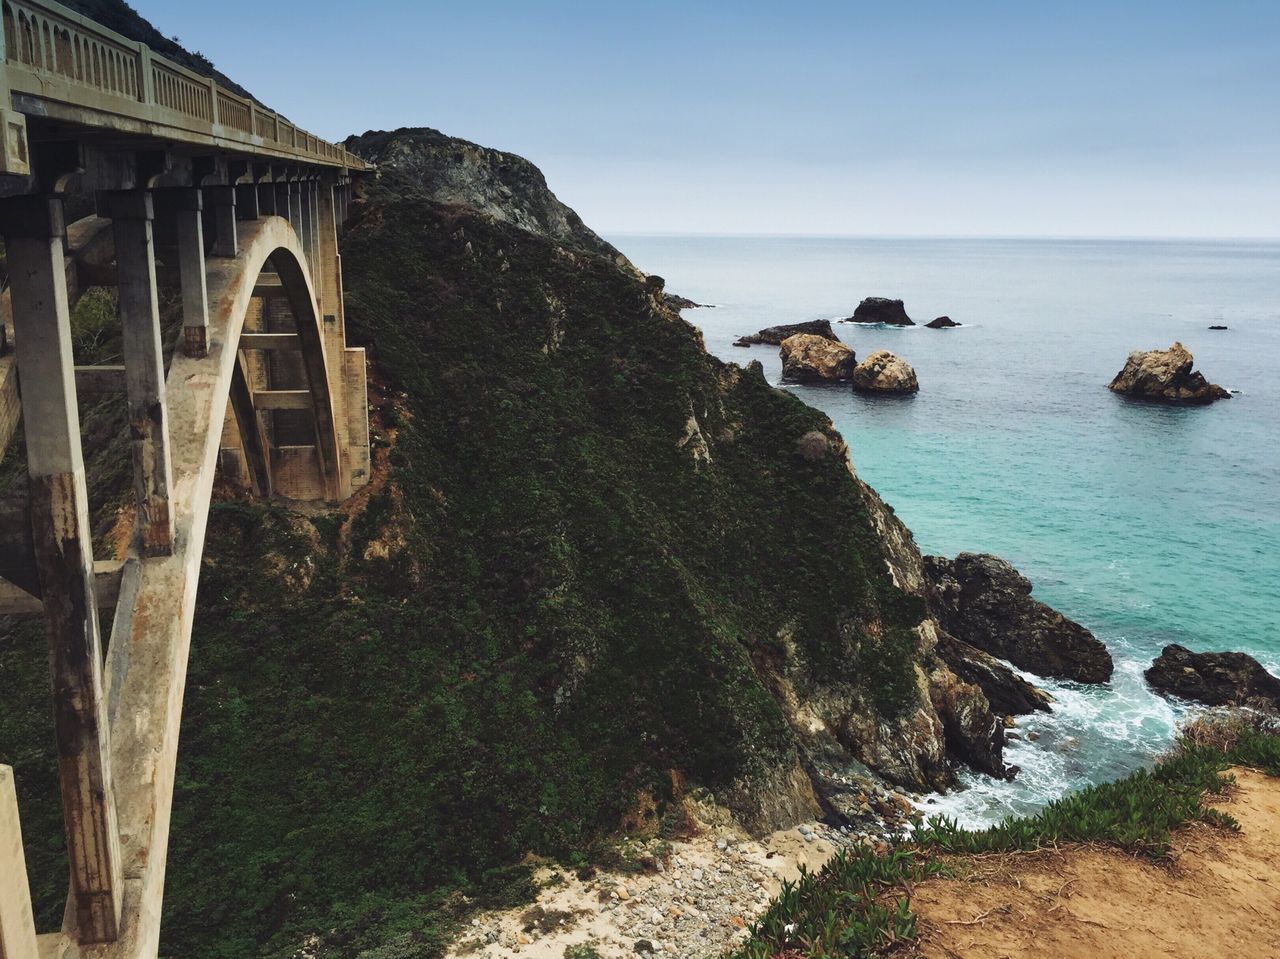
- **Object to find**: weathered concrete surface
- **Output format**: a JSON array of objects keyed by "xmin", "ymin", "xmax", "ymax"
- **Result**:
[{"xmin": 0, "ymin": 766, "xmax": 39, "ymax": 959}]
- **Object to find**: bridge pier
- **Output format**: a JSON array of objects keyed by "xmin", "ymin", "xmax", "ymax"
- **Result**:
[
  {"xmin": 0, "ymin": 194, "xmax": 123, "ymax": 945},
  {"xmin": 101, "ymin": 190, "xmax": 175, "ymax": 558},
  {"xmin": 0, "ymin": 766, "xmax": 38, "ymax": 959},
  {"xmin": 166, "ymin": 188, "xmax": 211, "ymax": 358},
  {"xmin": 208, "ymin": 185, "xmax": 237, "ymax": 258}
]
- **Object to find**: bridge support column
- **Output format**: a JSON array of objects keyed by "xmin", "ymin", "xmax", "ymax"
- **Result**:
[
  {"xmin": 299, "ymin": 178, "xmax": 314, "ymax": 275},
  {"xmin": 258, "ymin": 177, "xmax": 276, "ymax": 216},
  {"xmin": 0, "ymin": 194, "xmax": 123, "ymax": 945},
  {"xmin": 275, "ymin": 180, "xmax": 291, "ymax": 224},
  {"xmin": 236, "ymin": 180, "xmax": 260, "ymax": 220},
  {"xmin": 169, "ymin": 187, "xmax": 210, "ymax": 358},
  {"xmin": 288, "ymin": 178, "xmax": 303, "ymax": 235},
  {"xmin": 208, "ymin": 185, "xmax": 238, "ymax": 258},
  {"xmin": 0, "ymin": 767, "xmax": 38, "ymax": 959},
  {"xmin": 103, "ymin": 191, "xmax": 175, "ymax": 557}
]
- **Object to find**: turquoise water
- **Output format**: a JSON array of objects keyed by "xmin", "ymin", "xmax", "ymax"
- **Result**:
[{"xmin": 613, "ymin": 235, "xmax": 1280, "ymax": 823}]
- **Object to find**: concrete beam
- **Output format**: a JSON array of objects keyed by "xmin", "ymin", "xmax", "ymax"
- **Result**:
[
  {"xmin": 0, "ymin": 560, "xmax": 126, "ymax": 616},
  {"xmin": 0, "ymin": 194, "xmax": 122, "ymax": 945},
  {"xmin": 251, "ymin": 277, "xmax": 286, "ymax": 299},
  {"xmin": 0, "ymin": 766, "xmax": 38, "ymax": 959},
  {"xmin": 228, "ymin": 356, "xmax": 271, "ymax": 498},
  {"xmin": 73, "ymin": 366, "xmax": 127, "ymax": 396},
  {"xmin": 101, "ymin": 191, "xmax": 175, "ymax": 559},
  {"xmin": 238, "ymin": 333, "xmax": 300, "ymax": 351},
  {"xmin": 253, "ymin": 389, "xmax": 312, "ymax": 411}
]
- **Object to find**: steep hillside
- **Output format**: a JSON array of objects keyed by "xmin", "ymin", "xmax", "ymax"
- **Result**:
[{"xmin": 0, "ymin": 127, "xmax": 1003, "ymax": 959}]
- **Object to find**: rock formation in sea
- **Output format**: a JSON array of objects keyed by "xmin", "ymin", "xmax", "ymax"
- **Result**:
[
  {"xmin": 851, "ymin": 350, "xmax": 919, "ymax": 394},
  {"xmin": 778, "ymin": 333, "xmax": 856, "ymax": 382},
  {"xmin": 934, "ymin": 630, "xmax": 1054, "ymax": 716},
  {"xmin": 924, "ymin": 553, "xmax": 1114, "ymax": 683},
  {"xmin": 1208, "ymin": 325, "xmax": 1228, "ymax": 330},
  {"xmin": 734, "ymin": 319, "xmax": 838, "ymax": 346},
  {"xmin": 843, "ymin": 297, "xmax": 915, "ymax": 326},
  {"xmin": 926, "ymin": 316, "xmax": 960, "ymax": 329},
  {"xmin": 1145, "ymin": 644, "xmax": 1280, "ymax": 709},
  {"xmin": 1108, "ymin": 341, "xmax": 1230, "ymax": 404},
  {"xmin": 664, "ymin": 292, "xmax": 712, "ymax": 311}
]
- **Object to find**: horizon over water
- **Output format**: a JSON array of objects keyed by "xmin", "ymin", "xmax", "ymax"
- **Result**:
[{"xmin": 613, "ymin": 233, "xmax": 1280, "ymax": 826}]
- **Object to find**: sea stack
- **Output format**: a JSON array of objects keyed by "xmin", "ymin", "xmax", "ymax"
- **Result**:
[
  {"xmin": 851, "ymin": 350, "xmax": 919, "ymax": 394},
  {"xmin": 779, "ymin": 334, "xmax": 856, "ymax": 382},
  {"xmin": 844, "ymin": 297, "xmax": 915, "ymax": 326},
  {"xmin": 1108, "ymin": 342, "xmax": 1229, "ymax": 404},
  {"xmin": 1145, "ymin": 644, "xmax": 1280, "ymax": 709},
  {"xmin": 734, "ymin": 319, "xmax": 838, "ymax": 346},
  {"xmin": 926, "ymin": 316, "xmax": 960, "ymax": 329}
]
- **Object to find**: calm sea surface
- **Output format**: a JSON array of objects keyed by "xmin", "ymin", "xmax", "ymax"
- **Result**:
[{"xmin": 612, "ymin": 234, "xmax": 1280, "ymax": 824}]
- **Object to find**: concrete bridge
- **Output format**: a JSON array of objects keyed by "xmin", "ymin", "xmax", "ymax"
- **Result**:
[{"xmin": 0, "ymin": 3, "xmax": 371, "ymax": 957}]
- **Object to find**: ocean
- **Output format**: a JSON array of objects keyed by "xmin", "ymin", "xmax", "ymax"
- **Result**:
[{"xmin": 612, "ymin": 234, "xmax": 1280, "ymax": 825}]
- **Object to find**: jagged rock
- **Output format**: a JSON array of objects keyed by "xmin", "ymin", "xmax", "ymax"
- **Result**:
[
  {"xmin": 734, "ymin": 319, "xmax": 837, "ymax": 347},
  {"xmin": 1108, "ymin": 341, "xmax": 1230, "ymax": 405},
  {"xmin": 1145, "ymin": 644, "xmax": 1280, "ymax": 709},
  {"xmin": 926, "ymin": 316, "xmax": 959, "ymax": 329},
  {"xmin": 779, "ymin": 334, "xmax": 856, "ymax": 382},
  {"xmin": 927, "ymin": 660, "xmax": 1011, "ymax": 779},
  {"xmin": 665, "ymin": 292, "xmax": 711, "ymax": 311},
  {"xmin": 924, "ymin": 553, "xmax": 1113, "ymax": 683},
  {"xmin": 935, "ymin": 630, "xmax": 1053, "ymax": 716},
  {"xmin": 851, "ymin": 350, "xmax": 918, "ymax": 394},
  {"xmin": 843, "ymin": 297, "xmax": 914, "ymax": 326}
]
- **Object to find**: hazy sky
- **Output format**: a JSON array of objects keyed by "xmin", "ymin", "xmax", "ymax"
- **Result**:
[{"xmin": 139, "ymin": 1, "xmax": 1280, "ymax": 237}]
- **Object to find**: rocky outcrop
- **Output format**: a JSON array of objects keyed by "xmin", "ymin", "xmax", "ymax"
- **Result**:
[
  {"xmin": 924, "ymin": 553, "xmax": 1113, "ymax": 683},
  {"xmin": 1145, "ymin": 644, "xmax": 1280, "ymax": 709},
  {"xmin": 843, "ymin": 297, "xmax": 914, "ymax": 326},
  {"xmin": 927, "ymin": 658, "xmax": 1012, "ymax": 779},
  {"xmin": 935, "ymin": 630, "xmax": 1054, "ymax": 716},
  {"xmin": 779, "ymin": 334, "xmax": 856, "ymax": 382},
  {"xmin": 734, "ymin": 319, "xmax": 837, "ymax": 347},
  {"xmin": 1108, "ymin": 342, "xmax": 1230, "ymax": 405},
  {"xmin": 1208, "ymin": 325, "xmax": 1228, "ymax": 331},
  {"xmin": 665, "ymin": 293, "xmax": 712, "ymax": 311},
  {"xmin": 344, "ymin": 127, "xmax": 629, "ymax": 265},
  {"xmin": 852, "ymin": 350, "xmax": 919, "ymax": 394},
  {"xmin": 926, "ymin": 316, "xmax": 960, "ymax": 329}
]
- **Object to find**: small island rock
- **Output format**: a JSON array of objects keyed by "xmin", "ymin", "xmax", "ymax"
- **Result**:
[
  {"xmin": 851, "ymin": 350, "xmax": 919, "ymax": 394},
  {"xmin": 779, "ymin": 333, "xmax": 856, "ymax": 382},
  {"xmin": 1145, "ymin": 644, "xmax": 1280, "ymax": 709},
  {"xmin": 1108, "ymin": 341, "xmax": 1229, "ymax": 404},
  {"xmin": 735, "ymin": 319, "xmax": 837, "ymax": 347},
  {"xmin": 843, "ymin": 297, "xmax": 915, "ymax": 326},
  {"xmin": 924, "ymin": 553, "xmax": 1113, "ymax": 683},
  {"xmin": 1208, "ymin": 325, "xmax": 1228, "ymax": 330},
  {"xmin": 926, "ymin": 316, "xmax": 960, "ymax": 329}
]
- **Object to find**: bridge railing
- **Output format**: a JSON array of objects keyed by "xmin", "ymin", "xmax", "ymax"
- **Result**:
[{"xmin": 0, "ymin": 0, "xmax": 366, "ymax": 170}]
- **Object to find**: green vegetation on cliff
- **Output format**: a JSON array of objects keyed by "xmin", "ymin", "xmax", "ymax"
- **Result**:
[{"xmin": 0, "ymin": 133, "xmax": 927, "ymax": 959}]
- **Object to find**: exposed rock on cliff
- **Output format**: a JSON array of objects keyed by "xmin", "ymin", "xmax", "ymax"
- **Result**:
[
  {"xmin": 852, "ymin": 350, "xmax": 919, "ymax": 394},
  {"xmin": 935, "ymin": 630, "xmax": 1054, "ymax": 716},
  {"xmin": 843, "ymin": 297, "xmax": 914, "ymax": 326},
  {"xmin": 734, "ymin": 319, "xmax": 837, "ymax": 347},
  {"xmin": 345, "ymin": 127, "xmax": 629, "ymax": 266},
  {"xmin": 926, "ymin": 316, "xmax": 959, "ymax": 329},
  {"xmin": 924, "ymin": 553, "xmax": 1113, "ymax": 683},
  {"xmin": 1146, "ymin": 644, "xmax": 1280, "ymax": 709},
  {"xmin": 1108, "ymin": 342, "xmax": 1230, "ymax": 405},
  {"xmin": 778, "ymin": 333, "xmax": 856, "ymax": 382}
]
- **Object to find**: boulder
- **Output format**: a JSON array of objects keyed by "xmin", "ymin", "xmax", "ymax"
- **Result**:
[
  {"xmin": 851, "ymin": 350, "xmax": 919, "ymax": 394},
  {"xmin": 1145, "ymin": 644, "xmax": 1280, "ymax": 709},
  {"xmin": 779, "ymin": 334, "xmax": 856, "ymax": 382},
  {"xmin": 926, "ymin": 316, "xmax": 960, "ymax": 329},
  {"xmin": 928, "ymin": 661, "xmax": 1013, "ymax": 779},
  {"xmin": 734, "ymin": 319, "xmax": 837, "ymax": 347},
  {"xmin": 843, "ymin": 297, "xmax": 915, "ymax": 326},
  {"xmin": 935, "ymin": 630, "xmax": 1054, "ymax": 716},
  {"xmin": 1108, "ymin": 341, "xmax": 1230, "ymax": 404},
  {"xmin": 923, "ymin": 553, "xmax": 1113, "ymax": 683}
]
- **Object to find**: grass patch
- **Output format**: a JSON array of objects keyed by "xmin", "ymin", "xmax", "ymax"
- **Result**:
[{"xmin": 733, "ymin": 722, "xmax": 1280, "ymax": 958}]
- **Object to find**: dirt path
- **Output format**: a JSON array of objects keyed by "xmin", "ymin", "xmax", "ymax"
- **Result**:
[{"xmin": 913, "ymin": 767, "xmax": 1280, "ymax": 959}]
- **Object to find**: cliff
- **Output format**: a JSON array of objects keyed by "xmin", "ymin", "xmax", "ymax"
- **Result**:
[{"xmin": 0, "ymin": 124, "xmax": 1002, "ymax": 958}]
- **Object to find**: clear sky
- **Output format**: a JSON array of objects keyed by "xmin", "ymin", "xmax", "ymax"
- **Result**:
[{"xmin": 136, "ymin": 0, "xmax": 1280, "ymax": 237}]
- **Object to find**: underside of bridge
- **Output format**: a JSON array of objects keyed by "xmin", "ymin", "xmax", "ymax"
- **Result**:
[{"xmin": 0, "ymin": 3, "xmax": 371, "ymax": 957}]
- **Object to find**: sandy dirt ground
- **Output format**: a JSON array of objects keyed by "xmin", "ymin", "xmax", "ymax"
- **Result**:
[
  {"xmin": 446, "ymin": 821, "xmax": 848, "ymax": 958},
  {"xmin": 913, "ymin": 766, "xmax": 1280, "ymax": 959}
]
